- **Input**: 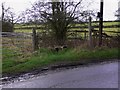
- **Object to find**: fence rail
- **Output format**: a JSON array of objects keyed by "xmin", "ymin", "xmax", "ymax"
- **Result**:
[
  {"xmin": 2, "ymin": 21, "xmax": 120, "ymax": 52},
  {"xmin": 14, "ymin": 24, "xmax": 120, "ymax": 30},
  {"xmin": 1, "ymin": 32, "xmax": 32, "ymax": 38}
]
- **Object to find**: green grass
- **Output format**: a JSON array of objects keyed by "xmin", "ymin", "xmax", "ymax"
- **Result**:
[
  {"xmin": 92, "ymin": 21, "xmax": 119, "ymax": 26},
  {"xmin": 2, "ymin": 47, "xmax": 119, "ymax": 76},
  {"xmin": 73, "ymin": 21, "xmax": 119, "ymax": 27},
  {"xmin": 103, "ymin": 28, "xmax": 119, "ymax": 32},
  {"xmin": 14, "ymin": 21, "xmax": 120, "ymax": 33},
  {"xmin": 103, "ymin": 21, "xmax": 119, "ymax": 26},
  {"xmin": 14, "ymin": 24, "xmax": 44, "ymax": 28},
  {"xmin": 14, "ymin": 29, "xmax": 32, "ymax": 33},
  {"xmin": 2, "ymin": 48, "xmax": 27, "ymax": 69},
  {"xmin": 14, "ymin": 29, "xmax": 46, "ymax": 33},
  {"xmin": 2, "ymin": 21, "xmax": 119, "ymax": 76}
]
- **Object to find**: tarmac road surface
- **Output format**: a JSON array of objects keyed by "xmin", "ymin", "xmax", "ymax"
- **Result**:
[{"xmin": 2, "ymin": 61, "xmax": 118, "ymax": 88}]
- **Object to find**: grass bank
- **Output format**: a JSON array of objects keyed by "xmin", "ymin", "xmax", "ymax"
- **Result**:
[{"xmin": 2, "ymin": 47, "xmax": 119, "ymax": 76}]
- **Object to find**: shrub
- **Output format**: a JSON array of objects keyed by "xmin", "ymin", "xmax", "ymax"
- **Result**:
[{"xmin": 2, "ymin": 21, "xmax": 13, "ymax": 32}]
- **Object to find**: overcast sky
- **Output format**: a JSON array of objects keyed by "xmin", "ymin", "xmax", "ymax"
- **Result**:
[{"xmin": 0, "ymin": 0, "xmax": 119, "ymax": 21}]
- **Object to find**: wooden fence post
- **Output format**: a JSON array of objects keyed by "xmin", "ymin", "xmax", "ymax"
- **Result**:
[
  {"xmin": 32, "ymin": 28, "xmax": 38, "ymax": 51},
  {"xmin": 88, "ymin": 16, "xmax": 93, "ymax": 48},
  {"xmin": 99, "ymin": 0, "xmax": 104, "ymax": 47},
  {"xmin": 84, "ymin": 30, "xmax": 87, "ymax": 40}
]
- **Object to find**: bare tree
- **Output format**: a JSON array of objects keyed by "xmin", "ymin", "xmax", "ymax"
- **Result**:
[
  {"xmin": 24, "ymin": 0, "xmax": 95, "ymax": 46},
  {"xmin": 115, "ymin": 1, "xmax": 120, "ymax": 21}
]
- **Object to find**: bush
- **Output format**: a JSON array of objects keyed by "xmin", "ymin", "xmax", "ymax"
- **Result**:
[{"xmin": 2, "ymin": 21, "xmax": 13, "ymax": 32}]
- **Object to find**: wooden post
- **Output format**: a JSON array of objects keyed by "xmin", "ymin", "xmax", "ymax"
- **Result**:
[
  {"xmin": 0, "ymin": 21, "xmax": 2, "ymax": 32},
  {"xmin": 32, "ymin": 28, "xmax": 38, "ymax": 51},
  {"xmin": 74, "ymin": 30, "xmax": 77, "ymax": 47},
  {"xmin": 88, "ymin": 16, "xmax": 92, "ymax": 48},
  {"xmin": 99, "ymin": 0, "xmax": 104, "ymax": 47},
  {"xmin": 84, "ymin": 30, "xmax": 87, "ymax": 40}
]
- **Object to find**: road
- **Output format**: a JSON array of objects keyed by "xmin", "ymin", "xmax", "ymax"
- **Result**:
[{"xmin": 2, "ymin": 61, "xmax": 118, "ymax": 88}]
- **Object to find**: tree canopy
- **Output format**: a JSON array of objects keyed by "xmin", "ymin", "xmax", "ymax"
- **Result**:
[{"xmin": 23, "ymin": 1, "xmax": 95, "ymax": 45}]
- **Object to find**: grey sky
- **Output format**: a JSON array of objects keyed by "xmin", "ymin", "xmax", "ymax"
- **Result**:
[{"xmin": 0, "ymin": 0, "xmax": 119, "ymax": 21}]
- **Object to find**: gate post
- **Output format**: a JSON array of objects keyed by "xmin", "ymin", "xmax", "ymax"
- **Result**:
[
  {"xmin": 99, "ymin": 0, "xmax": 104, "ymax": 47},
  {"xmin": 32, "ymin": 28, "xmax": 38, "ymax": 51}
]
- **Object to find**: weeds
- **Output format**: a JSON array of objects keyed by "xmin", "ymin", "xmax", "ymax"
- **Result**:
[{"xmin": 2, "ymin": 47, "xmax": 118, "ymax": 76}]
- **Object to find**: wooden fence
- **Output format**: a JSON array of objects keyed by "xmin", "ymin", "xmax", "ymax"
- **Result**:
[
  {"xmin": 3, "ymin": 22, "xmax": 119, "ymax": 52},
  {"xmin": 2, "ymin": 32, "xmax": 33, "ymax": 53}
]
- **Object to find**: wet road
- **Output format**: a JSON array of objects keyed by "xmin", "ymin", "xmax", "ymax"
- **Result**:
[{"xmin": 2, "ymin": 62, "xmax": 118, "ymax": 88}]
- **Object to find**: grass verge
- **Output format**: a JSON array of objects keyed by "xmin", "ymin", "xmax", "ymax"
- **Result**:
[{"xmin": 2, "ymin": 47, "xmax": 119, "ymax": 76}]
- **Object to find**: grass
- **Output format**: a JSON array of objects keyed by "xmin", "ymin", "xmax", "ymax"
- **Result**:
[
  {"xmin": 2, "ymin": 47, "xmax": 119, "ymax": 76},
  {"xmin": 73, "ymin": 21, "xmax": 119, "ymax": 27},
  {"xmin": 2, "ymin": 21, "xmax": 119, "ymax": 76},
  {"xmin": 14, "ymin": 29, "xmax": 32, "ymax": 33},
  {"xmin": 2, "ymin": 37, "xmax": 33, "ymax": 53},
  {"xmin": 14, "ymin": 24, "xmax": 44, "ymax": 28},
  {"xmin": 14, "ymin": 29, "xmax": 46, "ymax": 33},
  {"xmin": 103, "ymin": 28, "xmax": 119, "ymax": 32},
  {"xmin": 103, "ymin": 21, "xmax": 119, "ymax": 26},
  {"xmin": 69, "ymin": 27, "xmax": 119, "ymax": 36},
  {"xmin": 14, "ymin": 21, "xmax": 120, "ymax": 34}
]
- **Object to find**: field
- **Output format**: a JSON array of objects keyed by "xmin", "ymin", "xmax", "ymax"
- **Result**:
[
  {"xmin": 2, "ymin": 21, "xmax": 120, "ymax": 76},
  {"xmin": 14, "ymin": 21, "xmax": 120, "ymax": 34}
]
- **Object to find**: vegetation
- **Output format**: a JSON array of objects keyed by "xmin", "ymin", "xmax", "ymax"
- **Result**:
[
  {"xmin": 1, "ymin": 1, "xmax": 119, "ymax": 77},
  {"xmin": 2, "ymin": 46, "xmax": 118, "ymax": 76},
  {"xmin": 2, "ymin": 21, "xmax": 13, "ymax": 32},
  {"xmin": 2, "ymin": 3, "xmax": 15, "ymax": 32},
  {"xmin": 24, "ymin": 1, "xmax": 94, "ymax": 46},
  {"xmin": 14, "ymin": 21, "xmax": 119, "ymax": 33}
]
